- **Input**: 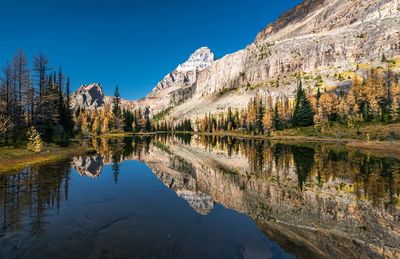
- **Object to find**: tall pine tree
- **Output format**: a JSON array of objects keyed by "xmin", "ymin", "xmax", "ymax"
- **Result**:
[
  {"xmin": 293, "ymin": 81, "xmax": 314, "ymax": 127},
  {"xmin": 112, "ymin": 85, "xmax": 124, "ymax": 131}
]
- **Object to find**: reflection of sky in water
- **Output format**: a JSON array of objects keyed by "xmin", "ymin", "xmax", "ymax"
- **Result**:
[
  {"xmin": 0, "ymin": 160, "xmax": 293, "ymax": 259},
  {"xmin": 1, "ymin": 135, "xmax": 399, "ymax": 259}
]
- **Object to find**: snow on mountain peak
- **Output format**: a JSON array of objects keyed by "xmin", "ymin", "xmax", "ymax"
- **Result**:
[{"xmin": 176, "ymin": 47, "xmax": 215, "ymax": 72}]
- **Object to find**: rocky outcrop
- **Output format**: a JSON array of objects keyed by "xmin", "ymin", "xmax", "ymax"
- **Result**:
[
  {"xmin": 71, "ymin": 83, "xmax": 105, "ymax": 110},
  {"xmin": 134, "ymin": 47, "xmax": 215, "ymax": 114},
  {"xmin": 149, "ymin": 47, "xmax": 214, "ymax": 94},
  {"xmin": 175, "ymin": 47, "xmax": 215, "ymax": 73},
  {"xmin": 71, "ymin": 83, "xmax": 135, "ymax": 111}
]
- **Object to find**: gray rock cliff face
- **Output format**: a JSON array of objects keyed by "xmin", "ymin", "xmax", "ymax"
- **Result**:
[
  {"xmin": 71, "ymin": 0, "xmax": 400, "ymax": 121},
  {"xmin": 71, "ymin": 83, "xmax": 105, "ymax": 110},
  {"xmin": 135, "ymin": 47, "xmax": 215, "ymax": 114},
  {"xmin": 142, "ymin": 0, "xmax": 400, "ymax": 119},
  {"xmin": 71, "ymin": 83, "xmax": 134, "ymax": 111}
]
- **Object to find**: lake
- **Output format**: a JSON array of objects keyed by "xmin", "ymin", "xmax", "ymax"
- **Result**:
[{"xmin": 1, "ymin": 134, "xmax": 399, "ymax": 258}]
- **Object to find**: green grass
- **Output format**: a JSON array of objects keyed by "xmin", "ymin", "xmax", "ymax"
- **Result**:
[
  {"xmin": 100, "ymin": 132, "xmax": 134, "ymax": 137},
  {"xmin": 276, "ymin": 123, "xmax": 400, "ymax": 141},
  {"xmin": 0, "ymin": 143, "xmax": 93, "ymax": 174}
]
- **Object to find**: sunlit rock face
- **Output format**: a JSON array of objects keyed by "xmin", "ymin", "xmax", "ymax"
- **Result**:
[
  {"xmin": 141, "ymin": 0, "xmax": 400, "ymax": 120},
  {"xmin": 71, "ymin": 155, "xmax": 104, "ymax": 178},
  {"xmin": 71, "ymin": 83, "xmax": 105, "ymax": 110},
  {"xmin": 70, "ymin": 48, "xmax": 215, "ymax": 114},
  {"xmin": 134, "ymin": 47, "xmax": 215, "ymax": 114},
  {"xmin": 71, "ymin": 83, "xmax": 136, "ymax": 111},
  {"xmin": 175, "ymin": 47, "xmax": 215, "ymax": 73},
  {"xmin": 70, "ymin": 0, "xmax": 400, "ymax": 121}
]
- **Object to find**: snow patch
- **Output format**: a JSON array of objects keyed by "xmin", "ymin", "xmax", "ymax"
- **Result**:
[{"xmin": 176, "ymin": 47, "xmax": 215, "ymax": 72}]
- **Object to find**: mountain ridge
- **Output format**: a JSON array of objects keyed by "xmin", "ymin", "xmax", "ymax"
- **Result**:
[{"xmin": 72, "ymin": 0, "xmax": 400, "ymax": 122}]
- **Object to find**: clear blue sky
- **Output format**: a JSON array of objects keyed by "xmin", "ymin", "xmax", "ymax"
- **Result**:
[{"xmin": 0, "ymin": 0, "xmax": 301, "ymax": 99}]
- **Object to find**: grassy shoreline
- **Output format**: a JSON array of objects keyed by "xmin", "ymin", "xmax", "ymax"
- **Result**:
[
  {"xmin": 124, "ymin": 123, "xmax": 400, "ymax": 140},
  {"xmin": 0, "ymin": 143, "xmax": 93, "ymax": 174},
  {"xmin": 193, "ymin": 131, "xmax": 400, "ymax": 156},
  {"xmin": 96, "ymin": 130, "xmax": 400, "ymax": 158},
  {"xmin": 124, "ymin": 123, "xmax": 400, "ymax": 157},
  {"xmin": 5, "ymin": 123, "xmax": 394, "ymax": 173}
]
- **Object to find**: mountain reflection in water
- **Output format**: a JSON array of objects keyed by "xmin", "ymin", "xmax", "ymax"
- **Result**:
[{"xmin": 1, "ymin": 134, "xmax": 399, "ymax": 258}]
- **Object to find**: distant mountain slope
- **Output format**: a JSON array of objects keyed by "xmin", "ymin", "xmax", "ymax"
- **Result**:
[
  {"xmin": 72, "ymin": 0, "xmax": 400, "ymax": 121},
  {"xmin": 135, "ymin": 47, "xmax": 215, "ymax": 113},
  {"xmin": 71, "ymin": 83, "xmax": 135, "ymax": 111}
]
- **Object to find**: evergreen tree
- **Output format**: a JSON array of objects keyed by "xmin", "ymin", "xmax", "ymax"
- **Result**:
[
  {"xmin": 293, "ymin": 82, "xmax": 314, "ymax": 127},
  {"xmin": 273, "ymin": 102, "xmax": 281, "ymax": 130},
  {"xmin": 112, "ymin": 85, "xmax": 124, "ymax": 131},
  {"xmin": 145, "ymin": 117, "xmax": 152, "ymax": 132},
  {"xmin": 255, "ymin": 96, "xmax": 264, "ymax": 135},
  {"xmin": 316, "ymin": 86, "xmax": 321, "ymax": 100},
  {"xmin": 113, "ymin": 85, "xmax": 120, "ymax": 116},
  {"xmin": 123, "ymin": 109, "xmax": 134, "ymax": 132},
  {"xmin": 0, "ymin": 51, "xmax": 74, "ymax": 145}
]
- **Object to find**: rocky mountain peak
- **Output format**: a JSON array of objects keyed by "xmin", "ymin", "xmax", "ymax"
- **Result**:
[
  {"xmin": 137, "ymin": 47, "xmax": 216, "ymax": 113},
  {"xmin": 70, "ymin": 0, "xmax": 400, "ymax": 121},
  {"xmin": 72, "ymin": 83, "xmax": 105, "ymax": 110},
  {"xmin": 176, "ymin": 47, "xmax": 215, "ymax": 72}
]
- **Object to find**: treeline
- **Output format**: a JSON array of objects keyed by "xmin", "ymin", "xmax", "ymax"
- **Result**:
[
  {"xmin": 0, "ymin": 50, "xmax": 74, "ymax": 146},
  {"xmin": 193, "ymin": 85, "xmax": 308, "ymax": 135},
  {"xmin": 79, "ymin": 105, "xmax": 193, "ymax": 134},
  {"xmin": 75, "ymin": 67, "xmax": 400, "ymax": 137},
  {"xmin": 75, "ymin": 85, "xmax": 153, "ymax": 135},
  {"xmin": 77, "ymin": 84, "xmax": 194, "ymax": 135},
  {"xmin": 194, "ymin": 68, "xmax": 400, "ymax": 135}
]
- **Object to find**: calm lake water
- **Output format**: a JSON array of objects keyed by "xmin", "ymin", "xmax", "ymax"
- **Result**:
[{"xmin": 1, "ymin": 134, "xmax": 399, "ymax": 258}]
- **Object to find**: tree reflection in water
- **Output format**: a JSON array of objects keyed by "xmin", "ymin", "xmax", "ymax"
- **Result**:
[
  {"xmin": 0, "ymin": 134, "xmax": 399, "ymax": 258},
  {"xmin": 0, "ymin": 163, "xmax": 71, "ymax": 236}
]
